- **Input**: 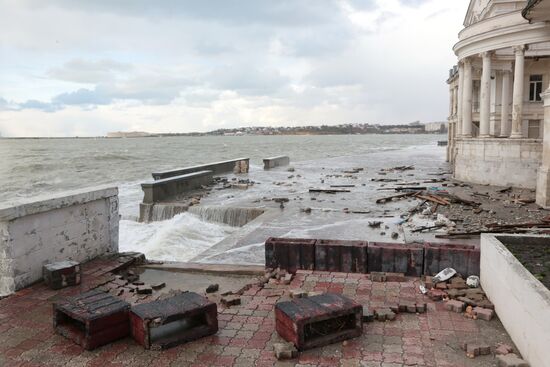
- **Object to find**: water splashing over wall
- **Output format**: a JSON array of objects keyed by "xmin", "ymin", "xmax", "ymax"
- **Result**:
[{"xmin": 188, "ymin": 206, "xmax": 265, "ymax": 227}]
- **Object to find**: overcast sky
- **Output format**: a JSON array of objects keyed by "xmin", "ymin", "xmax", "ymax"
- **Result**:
[{"xmin": 0, "ymin": 0, "xmax": 469, "ymax": 137}]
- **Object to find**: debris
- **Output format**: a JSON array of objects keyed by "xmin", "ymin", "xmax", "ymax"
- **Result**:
[
  {"xmin": 309, "ymin": 188, "xmax": 351, "ymax": 194},
  {"xmin": 368, "ymin": 221, "xmax": 382, "ymax": 228},
  {"xmin": 362, "ymin": 306, "xmax": 375, "ymax": 322},
  {"xmin": 136, "ymin": 285, "xmax": 153, "ymax": 295},
  {"xmin": 151, "ymin": 282, "xmax": 166, "ymax": 290},
  {"xmin": 473, "ymin": 306, "xmax": 494, "ymax": 321},
  {"xmin": 496, "ymin": 353, "xmax": 529, "ymax": 367},
  {"xmin": 374, "ymin": 308, "xmax": 396, "ymax": 321},
  {"xmin": 495, "ymin": 344, "xmax": 514, "ymax": 356},
  {"xmin": 282, "ymin": 273, "xmax": 293, "ymax": 285},
  {"xmin": 206, "ymin": 284, "xmax": 219, "ymax": 293},
  {"xmin": 432, "ymin": 268, "xmax": 457, "ymax": 283},
  {"xmin": 419, "ymin": 284, "xmax": 428, "ymax": 294},
  {"xmin": 376, "ymin": 191, "xmax": 417, "ymax": 204},
  {"xmin": 462, "ymin": 342, "xmax": 491, "ymax": 358},
  {"xmin": 273, "ymin": 342, "xmax": 298, "ymax": 360},
  {"xmin": 466, "ymin": 275, "xmax": 480, "ymax": 288},
  {"xmin": 330, "ymin": 184, "xmax": 356, "ymax": 188},
  {"xmin": 445, "ymin": 300, "xmax": 465, "ymax": 313},
  {"xmin": 221, "ymin": 295, "xmax": 241, "ymax": 307}
]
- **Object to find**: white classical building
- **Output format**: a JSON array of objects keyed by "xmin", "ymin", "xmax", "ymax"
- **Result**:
[{"xmin": 447, "ymin": 0, "xmax": 550, "ymax": 206}]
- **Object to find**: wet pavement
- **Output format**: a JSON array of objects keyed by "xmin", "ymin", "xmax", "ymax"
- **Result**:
[{"xmin": 0, "ymin": 255, "xmax": 519, "ymax": 367}]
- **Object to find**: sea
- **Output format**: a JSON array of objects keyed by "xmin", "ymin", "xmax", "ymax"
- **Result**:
[{"xmin": 0, "ymin": 134, "xmax": 445, "ymax": 263}]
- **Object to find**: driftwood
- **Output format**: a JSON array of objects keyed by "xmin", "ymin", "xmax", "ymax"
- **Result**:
[
  {"xmin": 376, "ymin": 191, "xmax": 417, "ymax": 204},
  {"xmin": 309, "ymin": 188, "xmax": 351, "ymax": 194},
  {"xmin": 377, "ymin": 187, "xmax": 427, "ymax": 191},
  {"xmin": 330, "ymin": 184, "xmax": 356, "ymax": 188},
  {"xmin": 416, "ymin": 194, "xmax": 450, "ymax": 206},
  {"xmin": 411, "ymin": 224, "xmax": 446, "ymax": 233}
]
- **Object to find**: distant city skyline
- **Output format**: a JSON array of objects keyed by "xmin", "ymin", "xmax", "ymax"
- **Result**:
[{"xmin": 0, "ymin": 0, "xmax": 469, "ymax": 137}]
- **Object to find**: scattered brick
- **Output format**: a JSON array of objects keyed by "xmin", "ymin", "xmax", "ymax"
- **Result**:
[
  {"xmin": 496, "ymin": 353, "xmax": 529, "ymax": 367},
  {"xmin": 374, "ymin": 308, "xmax": 396, "ymax": 321},
  {"xmin": 457, "ymin": 296, "xmax": 477, "ymax": 307},
  {"xmin": 385, "ymin": 272, "xmax": 406, "ymax": 282},
  {"xmin": 464, "ymin": 343, "xmax": 491, "ymax": 358},
  {"xmin": 370, "ymin": 272, "xmax": 387, "ymax": 282},
  {"xmin": 445, "ymin": 300, "xmax": 465, "ymax": 313},
  {"xmin": 43, "ymin": 261, "xmax": 81, "ymax": 290},
  {"xmin": 362, "ymin": 306, "xmax": 374, "ymax": 322},
  {"xmin": 273, "ymin": 342, "xmax": 298, "ymax": 360},
  {"xmin": 415, "ymin": 302, "xmax": 426, "ymax": 313},
  {"xmin": 428, "ymin": 289, "xmax": 447, "ymax": 301},
  {"xmin": 136, "ymin": 285, "xmax": 153, "ymax": 295},
  {"xmin": 435, "ymin": 282, "xmax": 448, "ymax": 290},
  {"xmin": 477, "ymin": 299, "xmax": 495, "ymax": 310},
  {"xmin": 221, "ymin": 295, "xmax": 241, "ymax": 307},
  {"xmin": 206, "ymin": 284, "xmax": 219, "ymax": 293},
  {"xmin": 423, "ymin": 275, "xmax": 434, "ymax": 289},
  {"xmin": 282, "ymin": 273, "xmax": 293, "ymax": 285},
  {"xmin": 473, "ymin": 307, "xmax": 494, "ymax": 321},
  {"xmin": 495, "ymin": 343, "xmax": 514, "ymax": 355}
]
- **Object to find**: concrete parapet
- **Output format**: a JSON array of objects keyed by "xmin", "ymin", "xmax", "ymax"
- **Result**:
[
  {"xmin": 0, "ymin": 186, "xmax": 119, "ymax": 296},
  {"xmin": 481, "ymin": 234, "xmax": 550, "ymax": 367},
  {"xmin": 151, "ymin": 158, "xmax": 249, "ymax": 180},
  {"xmin": 263, "ymin": 156, "xmax": 290, "ymax": 170},
  {"xmin": 141, "ymin": 170, "xmax": 213, "ymax": 204},
  {"xmin": 367, "ymin": 242, "xmax": 424, "ymax": 277}
]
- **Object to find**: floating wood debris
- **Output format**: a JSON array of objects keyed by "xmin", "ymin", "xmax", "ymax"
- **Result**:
[{"xmin": 309, "ymin": 188, "xmax": 351, "ymax": 194}]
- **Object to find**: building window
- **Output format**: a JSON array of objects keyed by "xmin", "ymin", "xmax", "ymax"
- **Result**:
[
  {"xmin": 528, "ymin": 120, "xmax": 541, "ymax": 139},
  {"xmin": 529, "ymin": 75, "xmax": 543, "ymax": 102}
]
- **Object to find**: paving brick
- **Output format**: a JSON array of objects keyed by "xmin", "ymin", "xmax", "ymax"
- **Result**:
[
  {"xmin": 495, "ymin": 343, "xmax": 514, "ymax": 356},
  {"xmin": 497, "ymin": 353, "xmax": 529, "ymax": 367},
  {"xmin": 273, "ymin": 342, "xmax": 298, "ymax": 360},
  {"xmin": 43, "ymin": 261, "xmax": 81, "ymax": 290},
  {"xmin": 445, "ymin": 300, "xmax": 465, "ymax": 313},
  {"xmin": 473, "ymin": 307, "xmax": 494, "ymax": 321},
  {"xmin": 374, "ymin": 308, "xmax": 396, "ymax": 321}
]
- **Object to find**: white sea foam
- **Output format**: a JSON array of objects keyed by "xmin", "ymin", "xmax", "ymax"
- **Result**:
[{"xmin": 119, "ymin": 213, "xmax": 237, "ymax": 262}]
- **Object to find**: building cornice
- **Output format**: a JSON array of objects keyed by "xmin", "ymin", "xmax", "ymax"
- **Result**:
[{"xmin": 523, "ymin": 0, "xmax": 544, "ymax": 21}]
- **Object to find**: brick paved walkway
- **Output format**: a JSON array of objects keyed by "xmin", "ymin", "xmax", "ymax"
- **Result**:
[{"xmin": 0, "ymin": 259, "xmax": 518, "ymax": 367}]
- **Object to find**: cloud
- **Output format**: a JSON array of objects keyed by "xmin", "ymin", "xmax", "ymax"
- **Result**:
[
  {"xmin": 0, "ymin": 0, "xmax": 470, "ymax": 136},
  {"xmin": 47, "ymin": 59, "xmax": 131, "ymax": 84}
]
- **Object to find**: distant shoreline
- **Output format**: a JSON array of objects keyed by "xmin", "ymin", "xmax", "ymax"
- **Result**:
[{"xmin": 0, "ymin": 132, "xmax": 447, "ymax": 140}]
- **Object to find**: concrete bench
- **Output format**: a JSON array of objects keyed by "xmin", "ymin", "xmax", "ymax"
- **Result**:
[
  {"xmin": 151, "ymin": 158, "xmax": 249, "ymax": 180},
  {"xmin": 263, "ymin": 156, "xmax": 290, "ymax": 170},
  {"xmin": 141, "ymin": 170, "xmax": 213, "ymax": 204}
]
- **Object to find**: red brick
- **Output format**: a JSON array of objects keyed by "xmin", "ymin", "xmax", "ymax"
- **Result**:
[
  {"xmin": 445, "ymin": 300, "xmax": 465, "ymax": 313},
  {"xmin": 473, "ymin": 307, "xmax": 494, "ymax": 321}
]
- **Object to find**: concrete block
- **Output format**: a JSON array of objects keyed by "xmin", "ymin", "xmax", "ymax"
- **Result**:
[
  {"xmin": 275, "ymin": 293, "xmax": 362, "ymax": 351},
  {"xmin": 367, "ymin": 242, "xmax": 424, "ymax": 276},
  {"xmin": 151, "ymin": 158, "xmax": 250, "ymax": 180},
  {"xmin": 315, "ymin": 239, "xmax": 367, "ymax": 273},
  {"xmin": 265, "ymin": 237, "xmax": 316, "ymax": 273},
  {"xmin": 130, "ymin": 292, "xmax": 218, "ymax": 350},
  {"xmin": 424, "ymin": 243, "xmax": 480, "ymax": 277},
  {"xmin": 497, "ymin": 354, "xmax": 529, "ymax": 367},
  {"xmin": 263, "ymin": 156, "xmax": 290, "ymax": 170},
  {"xmin": 141, "ymin": 171, "xmax": 213, "ymax": 204},
  {"xmin": 43, "ymin": 261, "xmax": 81, "ymax": 290},
  {"xmin": 54, "ymin": 289, "xmax": 130, "ymax": 350}
]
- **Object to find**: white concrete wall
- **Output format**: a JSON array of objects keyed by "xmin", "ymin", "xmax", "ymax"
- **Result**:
[
  {"xmin": 0, "ymin": 187, "xmax": 119, "ymax": 296},
  {"xmin": 481, "ymin": 234, "xmax": 550, "ymax": 367},
  {"xmin": 454, "ymin": 137, "xmax": 542, "ymax": 188}
]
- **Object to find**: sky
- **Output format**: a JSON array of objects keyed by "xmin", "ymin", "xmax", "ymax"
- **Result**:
[{"xmin": 0, "ymin": 0, "xmax": 469, "ymax": 137}]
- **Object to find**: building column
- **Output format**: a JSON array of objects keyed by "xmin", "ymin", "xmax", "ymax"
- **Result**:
[
  {"xmin": 462, "ymin": 58, "xmax": 473, "ymax": 137},
  {"xmin": 536, "ymin": 87, "xmax": 550, "ymax": 207},
  {"xmin": 500, "ymin": 70, "xmax": 511, "ymax": 137},
  {"xmin": 479, "ymin": 52, "xmax": 492, "ymax": 137},
  {"xmin": 511, "ymin": 45, "xmax": 526, "ymax": 138},
  {"xmin": 457, "ymin": 63, "xmax": 464, "ymax": 136}
]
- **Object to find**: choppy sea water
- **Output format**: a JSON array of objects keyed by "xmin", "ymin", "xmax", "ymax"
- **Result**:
[{"xmin": 0, "ymin": 134, "xmax": 445, "ymax": 262}]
